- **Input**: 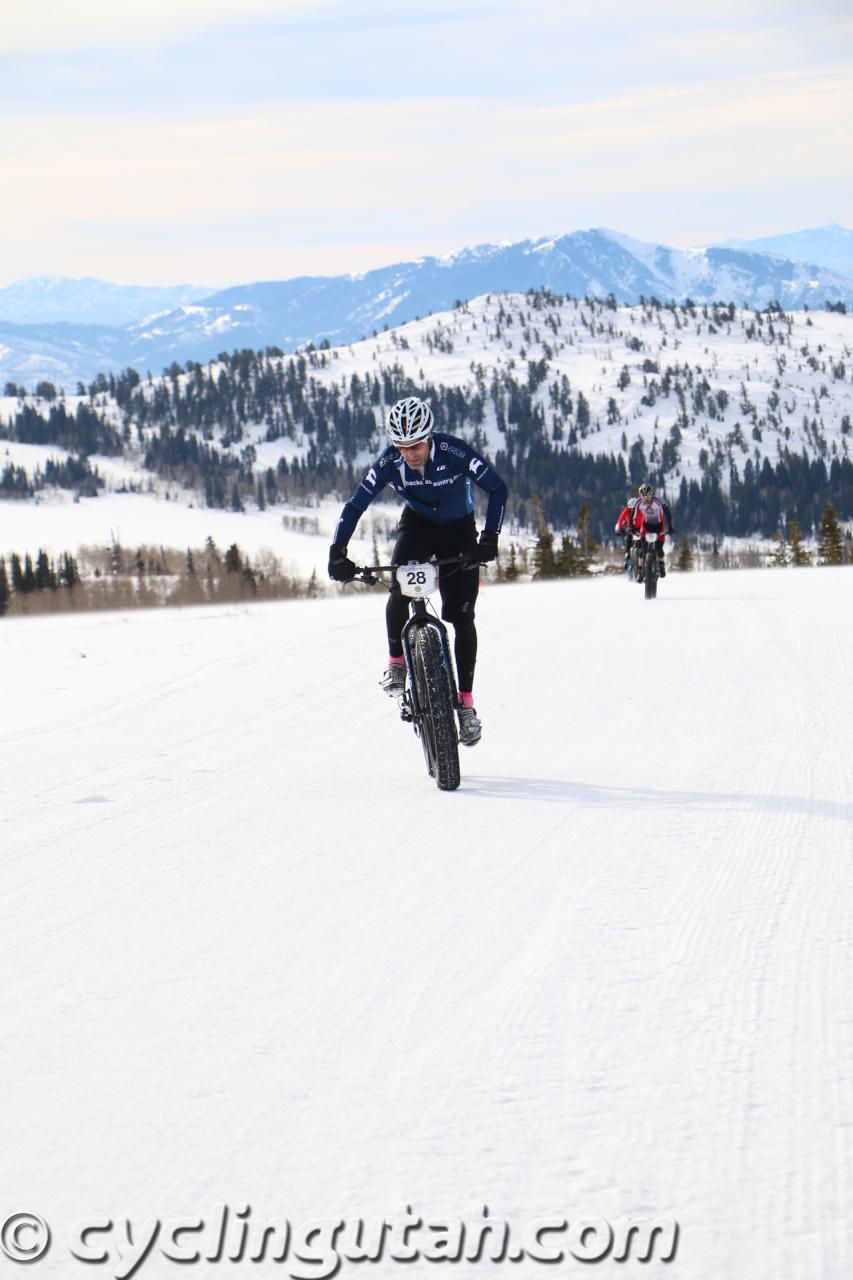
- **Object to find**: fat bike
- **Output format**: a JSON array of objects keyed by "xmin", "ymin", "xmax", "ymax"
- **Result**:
[{"xmin": 354, "ymin": 556, "xmax": 478, "ymax": 791}]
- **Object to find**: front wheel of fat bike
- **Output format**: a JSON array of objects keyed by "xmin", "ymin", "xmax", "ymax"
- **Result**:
[
  {"xmin": 413, "ymin": 623, "xmax": 461, "ymax": 792},
  {"xmin": 644, "ymin": 547, "xmax": 658, "ymax": 599}
]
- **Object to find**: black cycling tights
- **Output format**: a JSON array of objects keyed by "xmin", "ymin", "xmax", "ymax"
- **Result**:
[
  {"xmin": 386, "ymin": 596, "xmax": 478, "ymax": 693},
  {"xmin": 384, "ymin": 508, "xmax": 481, "ymax": 693}
]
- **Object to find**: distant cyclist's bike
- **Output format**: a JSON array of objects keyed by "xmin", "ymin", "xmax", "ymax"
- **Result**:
[
  {"xmin": 630, "ymin": 525, "xmax": 663, "ymax": 599},
  {"xmin": 354, "ymin": 556, "xmax": 477, "ymax": 791}
]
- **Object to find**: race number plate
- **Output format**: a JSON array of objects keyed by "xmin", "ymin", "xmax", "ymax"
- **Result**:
[
  {"xmin": 396, "ymin": 562, "xmax": 438, "ymax": 598},
  {"xmin": 645, "ymin": 532, "xmax": 659, "ymax": 543}
]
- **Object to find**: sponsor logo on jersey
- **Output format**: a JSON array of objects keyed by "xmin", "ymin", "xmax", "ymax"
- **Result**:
[
  {"xmin": 439, "ymin": 440, "xmax": 466, "ymax": 459},
  {"xmin": 469, "ymin": 457, "xmax": 484, "ymax": 476}
]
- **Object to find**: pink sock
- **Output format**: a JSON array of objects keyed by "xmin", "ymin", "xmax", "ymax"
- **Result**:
[
  {"xmin": 459, "ymin": 690, "xmax": 474, "ymax": 709},
  {"xmin": 388, "ymin": 655, "xmax": 404, "ymax": 666}
]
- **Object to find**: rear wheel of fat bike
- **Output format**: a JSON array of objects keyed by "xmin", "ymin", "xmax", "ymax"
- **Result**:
[{"xmin": 413, "ymin": 624, "xmax": 461, "ymax": 792}]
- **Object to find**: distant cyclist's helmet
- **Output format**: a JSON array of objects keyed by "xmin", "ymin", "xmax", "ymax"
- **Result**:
[
  {"xmin": 386, "ymin": 397, "xmax": 434, "ymax": 446},
  {"xmin": 639, "ymin": 483, "xmax": 653, "ymax": 499}
]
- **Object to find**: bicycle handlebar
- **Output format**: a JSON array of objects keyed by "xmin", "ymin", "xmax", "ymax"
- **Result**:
[{"xmin": 352, "ymin": 553, "xmax": 483, "ymax": 586}]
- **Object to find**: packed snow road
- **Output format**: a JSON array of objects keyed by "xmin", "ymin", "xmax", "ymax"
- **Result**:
[{"xmin": 2, "ymin": 567, "xmax": 851, "ymax": 1279}]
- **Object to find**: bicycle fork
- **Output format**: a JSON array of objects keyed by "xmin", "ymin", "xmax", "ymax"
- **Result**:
[{"xmin": 400, "ymin": 603, "xmax": 460, "ymax": 723}]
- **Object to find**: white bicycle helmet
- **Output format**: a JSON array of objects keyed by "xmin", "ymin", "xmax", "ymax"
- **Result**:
[
  {"xmin": 639, "ymin": 483, "xmax": 653, "ymax": 499},
  {"xmin": 385, "ymin": 397, "xmax": 434, "ymax": 446}
]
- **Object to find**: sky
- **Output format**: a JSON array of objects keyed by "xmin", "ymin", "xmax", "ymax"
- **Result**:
[{"xmin": 2, "ymin": 0, "xmax": 852, "ymax": 288}]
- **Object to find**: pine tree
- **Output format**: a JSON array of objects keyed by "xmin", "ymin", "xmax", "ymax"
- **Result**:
[
  {"xmin": 531, "ymin": 497, "xmax": 556, "ymax": 578},
  {"xmin": 770, "ymin": 528, "xmax": 789, "ymax": 567},
  {"xmin": 574, "ymin": 505, "xmax": 597, "ymax": 575},
  {"xmin": 788, "ymin": 520, "xmax": 811, "ymax": 566},
  {"xmin": 0, "ymin": 557, "xmax": 9, "ymax": 616},
  {"xmin": 224, "ymin": 543, "xmax": 242, "ymax": 574},
  {"xmin": 109, "ymin": 535, "xmax": 123, "ymax": 575},
  {"xmin": 817, "ymin": 502, "xmax": 844, "ymax": 565},
  {"xmin": 34, "ymin": 549, "xmax": 57, "ymax": 590},
  {"xmin": 503, "ymin": 543, "xmax": 520, "ymax": 582},
  {"xmin": 557, "ymin": 533, "xmax": 577, "ymax": 577},
  {"xmin": 59, "ymin": 553, "xmax": 80, "ymax": 588},
  {"xmin": 575, "ymin": 391, "xmax": 591, "ymax": 434},
  {"xmin": 9, "ymin": 553, "xmax": 25, "ymax": 592},
  {"xmin": 675, "ymin": 537, "xmax": 694, "ymax": 571}
]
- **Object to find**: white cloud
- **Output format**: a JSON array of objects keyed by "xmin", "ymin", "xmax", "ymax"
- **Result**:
[
  {"xmin": 0, "ymin": 0, "xmax": 319, "ymax": 51},
  {"xmin": 1, "ymin": 66, "xmax": 850, "ymax": 283}
]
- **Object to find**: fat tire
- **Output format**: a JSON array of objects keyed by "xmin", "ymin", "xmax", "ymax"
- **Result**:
[
  {"xmin": 644, "ymin": 547, "xmax": 658, "ymax": 599},
  {"xmin": 413, "ymin": 625, "xmax": 461, "ymax": 791}
]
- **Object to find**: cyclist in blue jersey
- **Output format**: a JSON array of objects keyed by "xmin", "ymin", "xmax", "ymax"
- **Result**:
[{"xmin": 328, "ymin": 396, "xmax": 507, "ymax": 746}]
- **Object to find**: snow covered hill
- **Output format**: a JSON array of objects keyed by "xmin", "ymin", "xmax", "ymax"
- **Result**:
[
  {"xmin": 2, "ymin": 290, "xmax": 850, "ymax": 562},
  {"xmin": 2, "ymin": 567, "xmax": 851, "ymax": 1279},
  {"xmin": 2, "ymin": 228, "xmax": 852, "ymax": 388}
]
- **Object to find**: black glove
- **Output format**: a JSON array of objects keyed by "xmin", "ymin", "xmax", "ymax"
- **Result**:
[
  {"xmin": 477, "ymin": 530, "xmax": 499, "ymax": 563},
  {"xmin": 328, "ymin": 543, "xmax": 356, "ymax": 582}
]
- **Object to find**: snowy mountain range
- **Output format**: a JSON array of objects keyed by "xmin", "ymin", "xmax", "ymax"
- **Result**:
[
  {"xmin": 719, "ymin": 224, "xmax": 853, "ymax": 277},
  {"xmin": 0, "ymin": 276, "xmax": 212, "ymax": 326},
  {"xmin": 2, "ymin": 287, "xmax": 851, "ymax": 564},
  {"xmin": 2, "ymin": 226, "xmax": 852, "ymax": 391}
]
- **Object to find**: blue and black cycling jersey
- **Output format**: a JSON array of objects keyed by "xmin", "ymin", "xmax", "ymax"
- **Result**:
[{"xmin": 333, "ymin": 433, "xmax": 507, "ymax": 547}]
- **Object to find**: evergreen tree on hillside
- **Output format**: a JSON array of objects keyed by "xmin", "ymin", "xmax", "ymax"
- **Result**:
[
  {"xmin": 770, "ymin": 528, "xmax": 789, "ymax": 567},
  {"xmin": 557, "ymin": 533, "xmax": 577, "ymax": 577},
  {"xmin": 675, "ymin": 537, "xmax": 694, "ymax": 571},
  {"xmin": 34, "ymin": 549, "xmax": 57, "ymax": 590},
  {"xmin": 788, "ymin": 520, "xmax": 811, "ymax": 566},
  {"xmin": 817, "ymin": 502, "xmax": 844, "ymax": 565},
  {"xmin": 575, "ymin": 391, "xmax": 590, "ymax": 435},
  {"xmin": 59, "ymin": 553, "xmax": 80, "ymax": 589},
  {"xmin": 110, "ymin": 536, "xmax": 124, "ymax": 575},
  {"xmin": 0, "ymin": 558, "xmax": 9, "ymax": 616},
  {"xmin": 9, "ymin": 553, "xmax": 25, "ymax": 592},
  {"xmin": 532, "ymin": 497, "xmax": 556, "ymax": 579},
  {"xmin": 574, "ymin": 505, "xmax": 597, "ymax": 575},
  {"xmin": 503, "ymin": 543, "xmax": 520, "ymax": 582}
]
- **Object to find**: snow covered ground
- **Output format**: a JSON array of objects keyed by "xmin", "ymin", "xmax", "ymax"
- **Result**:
[{"xmin": 2, "ymin": 567, "xmax": 851, "ymax": 1279}]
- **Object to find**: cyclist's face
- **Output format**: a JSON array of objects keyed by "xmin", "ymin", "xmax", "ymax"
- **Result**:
[{"xmin": 397, "ymin": 437, "xmax": 431, "ymax": 467}]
